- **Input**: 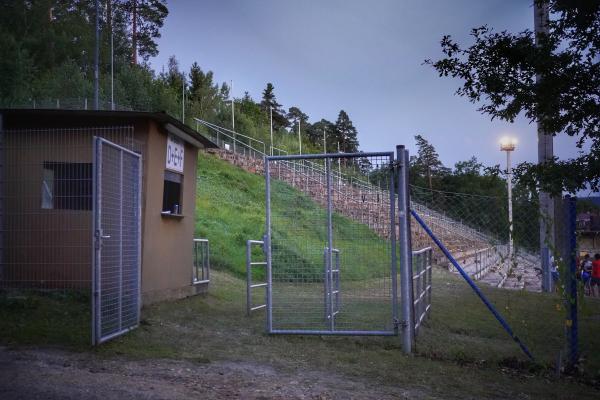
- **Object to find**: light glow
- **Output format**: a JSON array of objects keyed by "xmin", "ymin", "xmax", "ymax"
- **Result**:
[{"xmin": 500, "ymin": 136, "xmax": 517, "ymax": 151}]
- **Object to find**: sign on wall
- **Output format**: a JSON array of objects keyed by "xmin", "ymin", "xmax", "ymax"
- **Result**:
[{"xmin": 166, "ymin": 135, "xmax": 184, "ymax": 173}]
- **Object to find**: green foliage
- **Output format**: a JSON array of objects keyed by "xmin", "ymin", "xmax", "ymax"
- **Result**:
[{"xmin": 426, "ymin": 1, "xmax": 600, "ymax": 194}]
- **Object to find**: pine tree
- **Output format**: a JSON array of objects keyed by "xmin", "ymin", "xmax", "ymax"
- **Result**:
[
  {"xmin": 413, "ymin": 134, "xmax": 448, "ymax": 190},
  {"xmin": 260, "ymin": 83, "xmax": 288, "ymax": 130},
  {"xmin": 334, "ymin": 110, "xmax": 359, "ymax": 153},
  {"xmin": 188, "ymin": 62, "xmax": 219, "ymax": 118},
  {"xmin": 121, "ymin": 0, "xmax": 169, "ymax": 63}
]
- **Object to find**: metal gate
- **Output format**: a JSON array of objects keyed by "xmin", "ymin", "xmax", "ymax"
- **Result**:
[
  {"xmin": 92, "ymin": 137, "xmax": 142, "ymax": 345},
  {"xmin": 265, "ymin": 152, "xmax": 398, "ymax": 335}
]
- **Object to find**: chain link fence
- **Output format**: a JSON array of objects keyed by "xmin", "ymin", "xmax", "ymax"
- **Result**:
[{"xmin": 409, "ymin": 186, "xmax": 600, "ymax": 375}]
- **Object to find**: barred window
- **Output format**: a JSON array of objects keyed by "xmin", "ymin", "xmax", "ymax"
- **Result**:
[{"xmin": 41, "ymin": 162, "xmax": 92, "ymax": 210}]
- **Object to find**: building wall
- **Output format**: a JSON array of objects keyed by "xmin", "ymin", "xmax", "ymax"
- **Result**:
[
  {"xmin": 138, "ymin": 121, "xmax": 203, "ymax": 304},
  {"xmin": 0, "ymin": 113, "xmax": 206, "ymax": 303},
  {"xmin": 2, "ymin": 130, "xmax": 94, "ymax": 288}
]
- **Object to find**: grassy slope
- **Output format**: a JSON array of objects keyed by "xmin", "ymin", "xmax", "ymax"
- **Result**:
[{"xmin": 195, "ymin": 152, "xmax": 387, "ymax": 280}]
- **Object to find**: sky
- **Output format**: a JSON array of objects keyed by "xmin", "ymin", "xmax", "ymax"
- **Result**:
[{"xmin": 150, "ymin": 0, "xmax": 590, "ymax": 186}]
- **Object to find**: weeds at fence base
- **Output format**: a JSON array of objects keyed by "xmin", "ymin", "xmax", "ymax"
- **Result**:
[{"xmin": 0, "ymin": 289, "xmax": 90, "ymax": 347}]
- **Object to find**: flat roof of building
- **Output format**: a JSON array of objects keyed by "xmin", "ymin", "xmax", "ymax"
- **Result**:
[{"xmin": 0, "ymin": 108, "xmax": 218, "ymax": 149}]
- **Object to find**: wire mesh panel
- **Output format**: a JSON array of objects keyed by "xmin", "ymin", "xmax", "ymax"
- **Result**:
[
  {"xmin": 412, "ymin": 247, "xmax": 432, "ymax": 335},
  {"xmin": 193, "ymin": 238, "xmax": 210, "ymax": 284},
  {"xmin": 0, "ymin": 127, "xmax": 134, "ymax": 292},
  {"xmin": 93, "ymin": 137, "xmax": 141, "ymax": 345},
  {"xmin": 265, "ymin": 152, "xmax": 397, "ymax": 335}
]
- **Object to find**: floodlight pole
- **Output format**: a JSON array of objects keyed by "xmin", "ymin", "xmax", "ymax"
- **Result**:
[
  {"xmin": 535, "ymin": 0, "xmax": 554, "ymax": 292},
  {"xmin": 501, "ymin": 144, "xmax": 515, "ymax": 263},
  {"xmin": 322, "ymin": 128, "xmax": 326, "ymax": 154}
]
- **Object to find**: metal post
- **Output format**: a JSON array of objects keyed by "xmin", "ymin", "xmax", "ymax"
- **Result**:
[
  {"xmin": 322, "ymin": 128, "xmax": 326, "ymax": 154},
  {"xmin": 535, "ymin": 0, "xmax": 554, "ymax": 292},
  {"xmin": 507, "ymin": 149, "xmax": 513, "ymax": 263},
  {"xmin": 389, "ymin": 152, "xmax": 399, "ymax": 330},
  {"xmin": 270, "ymin": 106, "xmax": 273, "ymax": 156},
  {"xmin": 397, "ymin": 145, "xmax": 413, "ymax": 353},
  {"xmin": 326, "ymin": 158, "xmax": 334, "ymax": 331},
  {"xmin": 564, "ymin": 196, "xmax": 578, "ymax": 366},
  {"xmin": 298, "ymin": 119, "xmax": 302, "ymax": 154},
  {"xmin": 231, "ymin": 80, "xmax": 236, "ymax": 153},
  {"xmin": 182, "ymin": 75, "xmax": 185, "ymax": 122},
  {"xmin": 94, "ymin": 0, "xmax": 99, "ymax": 110},
  {"xmin": 110, "ymin": 0, "xmax": 114, "ymax": 110},
  {"xmin": 246, "ymin": 240, "xmax": 252, "ymax": 316},
  {"xmin": 265, "ymin": 159, "xmax": 273, "ymax": 332}
]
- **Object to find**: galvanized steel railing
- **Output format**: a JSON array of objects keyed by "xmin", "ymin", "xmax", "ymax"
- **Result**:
[
  {"xmin": 193, "ymin": 238, "xmax": 210, "ymax": 284},
  {"xmin": 246, "ymin": 239, "xmax": 268, "ymax": 315}
]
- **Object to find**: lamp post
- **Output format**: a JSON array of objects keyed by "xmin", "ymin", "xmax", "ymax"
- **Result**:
[
  {"xmin": 297, "ymin": 119, "xmax": 302, "ymax": 155},
  {"xmin": 270, "ymin": 106, "xmax": 273, "ymax": 156},
  {"xmin": 500, "ymin": 137, "xmax": 517, "ymax": 264}
]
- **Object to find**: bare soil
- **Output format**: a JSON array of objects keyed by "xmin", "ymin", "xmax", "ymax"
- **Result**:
[{"xmin": 0, "ymin": 346, "xmax": 424, "ymax": 400}]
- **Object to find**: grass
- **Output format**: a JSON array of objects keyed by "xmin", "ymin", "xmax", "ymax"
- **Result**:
[
  {"xmin": 1, "ymin": 151, "xmax": 600, "ymax": 398},
  {"xmin": 96, "ymin": 269, "xmax": 600, "ymax": 399},
  {"xmin": 196, "ymin": 152, "xmax": 390, "ymax": 280},
  {"xmin": 0, "ymin": 290, "xmax": 91, "ymax": 347}
]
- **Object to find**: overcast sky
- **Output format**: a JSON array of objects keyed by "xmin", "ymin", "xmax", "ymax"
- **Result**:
[{"xmin": 151, "ymin": 0, "xmax": 589, "ymax": 181}]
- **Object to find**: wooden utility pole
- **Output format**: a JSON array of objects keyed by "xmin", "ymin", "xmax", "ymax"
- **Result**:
[{"xmin": 535, "ymin": 0, "xmax": 554, "ymax": 292}]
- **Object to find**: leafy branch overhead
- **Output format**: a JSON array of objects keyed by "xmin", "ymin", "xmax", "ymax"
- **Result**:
[{"xmin": 426, "ymin": 0, "xmax": 600, "ymax": 194}]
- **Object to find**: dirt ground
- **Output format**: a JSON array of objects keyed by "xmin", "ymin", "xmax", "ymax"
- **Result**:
[{"xmin": 0, "ymin": 346, "xmax": 428, "ymax": 400}]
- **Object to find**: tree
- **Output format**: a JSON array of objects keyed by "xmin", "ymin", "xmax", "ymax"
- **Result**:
[
  {"xmin": 188, "ymin": 62, "xmax": 219, "ymax": 119},
  {"xmin": 334, "ymin": 110, "xmax": 359, "ymax": 153},
  {"xmin": 121, "ymin": 0, "xmax": 169, "ymax": 63},
  {"xmin": 307, "ymin": 119, "xmax": 335, "ymax": 149},
  {"xmin": 426, "ymin": 0, "xmax": 600, "ymax": 194},
  {"xmin": 260, "ymin": 82, "xmax": 288, "ymax": 130},
  {"xmin": 413, "ymin": 134, "xmax": 448, "ymax": 190},
  {"xmin": 454, "ymin": 156, "xmax": 483, "ymax": 176},
  {"xmin": 286, "ymin": 106, "xmax": 310, "ymax": 136}
]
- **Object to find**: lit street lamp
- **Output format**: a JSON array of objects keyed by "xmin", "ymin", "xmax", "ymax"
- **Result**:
[{"xmin": 500, "ymin": 136, "xmax": 517, "ymax": 264}]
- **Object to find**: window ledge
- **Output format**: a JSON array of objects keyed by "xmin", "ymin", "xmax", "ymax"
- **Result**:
[{"xmin": 161, "ymin": 212, "xmax": 184, "ymax": 219}]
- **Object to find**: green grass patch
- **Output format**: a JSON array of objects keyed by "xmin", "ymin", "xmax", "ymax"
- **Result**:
[
  {"xmin": 0, "ymin": 290, "xmax": 90, "ymax": 347},
  {"xmin": 196, "ymin": 152, "xmax": 390, "ymax": 280}
]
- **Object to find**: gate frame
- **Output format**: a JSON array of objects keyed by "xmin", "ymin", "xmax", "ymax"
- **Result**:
[
  {"xmin": 92, "ymin": 136, "xmax": 142, "ymax": 345},
  {"xmin": 264, "ymin": 151, "xmax": 401, "ymax": 336}
]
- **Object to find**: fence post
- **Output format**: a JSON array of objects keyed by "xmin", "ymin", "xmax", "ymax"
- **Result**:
[
  {"xmin": 564, "ymin": 195, "xmax": 578, "ymax": 367},
  {"xmin": 264, "ymin": 158, "xmax": 273, "ymax": 333},
  {"xmin": 397, "ymin": 145, "xmax": 413, "ymax": 354}
]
